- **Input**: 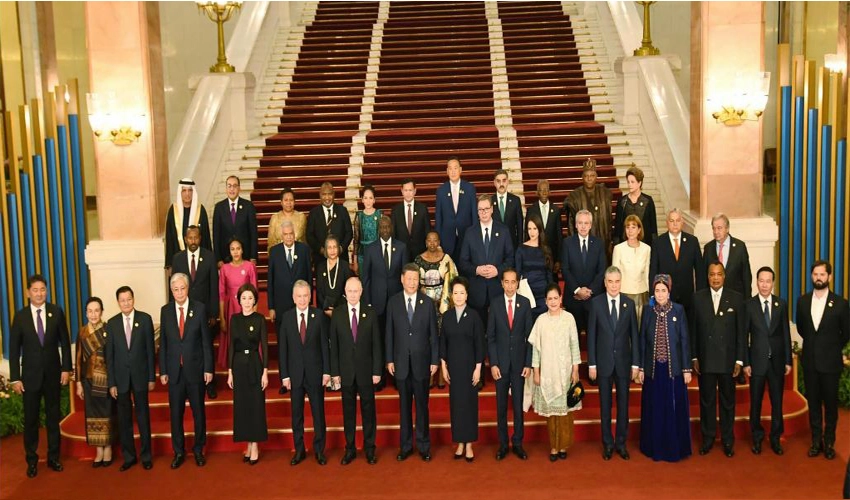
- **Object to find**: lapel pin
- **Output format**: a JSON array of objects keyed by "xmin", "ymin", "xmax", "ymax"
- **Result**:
[
  {"xmin": 828, "ymin": 301, "xmax": 834, "ymax": 308},
  {"xmin": 373, "ymin": 215, "xmax": 377, "ymax": 221},
  {"xmin": 683, "ymin": 237, "xmax": 687, "ymax": 242},
  {"xmin": 673, "ymin": 316, "xmax": 677, "ymax": 321},
  {"xmin": 719, "ymin": 312, "xmax": 724, "ymax": 316},
  {"xmin": 362, "ymin": 313, "xmax": 366, "ymax": 318},
  {"xmin": 623, "ymin": 303, "xmax": 627, "ymax": 308},
  {"xmin": 104, "ymin": 332, "xmax": 108, "ymax": 337},
  {"xmin": 447, "ymin": 192, "xmax": 451, "ymax": 197},
  {"xmin": 727, "ymin": 307, "xmax": 734, "ymax": 312},
  {"xmin": 460, "ymin": 189, "xmax": 465, "ymax": 195},
  {"xmin": 495, "ymin": 232, "xmax": 499, "ymax": 237},
  {"xmin": 240, "ymin": 269, "xmax": 246, "ymax": 276},
  {"xmin": 774, "ymin": 301, "xmax": 779, "ymax": 307},
  {"xmin": 294, "ymin": 254, "xmax": 298, "ymax": 260},
  {"xmin": 516, "ymin": 303, "xmax": 521, "ymax": 308},
  {"xmin": 463, "ymin": 312, "xmax": 467, "ymax": 317},
  {"xmin": 249, "ymin": 326, "xmax": 254, "ymax": 331},
  {"xmin": 189, "ymin": 310, "xmax": 194, "ymax": 318},
  {"xmin": 639, "ymin": 202, "xmax": 644, "ymax": 207},
  {"xmin": 414, "ymin": 211, "xmax": 418, "ymax": 216},
  {"xmin": 419, "ymin": 299, "xmax": 423, "ymax": 304},
  {"xmin": 311, "ymin": 313, "xmax": 315, "ymax": 318},
  {"xmin": 199, "ymin": 257, "xmax": 203, "ymax": 262},
  {"xmin": 594, "ymin": 206, "xmax": 598, "ymax": 211},
  {"xmin": 135, "ymin": 323, "xmax": 139, "ymax": 327},
  {"xmin": 393, "ymin": 247, "xmax": 397, "ymax": 252},
  {"xmin": 239, "ymin": 205, "xmax": 243, "ymax": 210},
  {"xmin": 732, "ymin": 242, "xmax": 736, "ymax": 247},
  {"xmin": 323, "ymin": 272, "xmax": 327, "ymax": 277},
  {"xmin": 48, "ymin": 312, "xmax": 53, "ymax": 318}
]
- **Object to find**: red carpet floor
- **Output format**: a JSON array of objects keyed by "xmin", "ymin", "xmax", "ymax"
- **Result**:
[{"xmin": 2, "ymin": 409, "xmax": 848, "ymax": 499}]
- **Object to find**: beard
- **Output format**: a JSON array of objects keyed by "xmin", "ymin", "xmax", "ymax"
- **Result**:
[{"xmin": 812, "ymin": 279, "xmax": 828, "ymax": 290}]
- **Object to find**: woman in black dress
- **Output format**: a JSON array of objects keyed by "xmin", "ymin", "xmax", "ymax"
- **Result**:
[
  {"xmin": 227, "ymin": 283, "xmax": 268, "ymax": 464},
  {"xmin": 440, "ymin": 276, "xmax": 484, "ymax": 462},
  {"xmin": 316, "ymin": 235, "xmax": 352, "ymax": 320}
]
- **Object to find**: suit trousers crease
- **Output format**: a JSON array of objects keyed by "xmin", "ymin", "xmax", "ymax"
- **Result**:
[
  {"xmin": 117, "ymin": 381, "xmax": 152, "ymax": 462},
  {"xmin": 598, "ymin": 365, "xmax": 631, "ymax": 449},
  {"xmin": 698, "ymin": 372, "xmax": 735, "ymax": 445},
  {"xmin": 167, "ymin": 368, "xmax": 206, "ymax": 455},
  {"xmin": 23, "ymin": 375, "xmax": 62, "ymax": 464},
  {"xmin": 291, "ymin": 381, "xmax": 326, "ymax": 453},
  {"xmin": 397, "ymin": 360, "xmax": 431, "ymax": 453},
  {"xmin": 749, "ymin": 365, "xmax": 785, "ymax": 442},
  {"xmin": 495, "ymin": 367, "xmax": 525, "ymax": 448},
  {"xmin": 341, "ymin": 379, "xmax": 376, "ymax": 452},
  {"xmin": 804, "ymin": 368, "xmax": 840, "ymax": 445}
]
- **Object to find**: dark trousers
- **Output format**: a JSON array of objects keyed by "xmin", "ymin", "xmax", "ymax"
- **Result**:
[
  {"xmin": 341, "ymin": 378, "xmax": 376, "ymax": 453},
  {"xmin": 495, "ymin": 366, "xmax": 525, "ymax": 448},
  {"xmin": 804, "ymin": 368, "xmax": 840, "ymax": 446},
  {"xmin": 397, "ymin": 366, "xmax": 430, "ymax": 453},
  {"xmin": 291, "ymin": 379, "xmax": 326, "ymax": 453},
  {"xmin": 167, "ymin": 369, "xmax": 206, "ymax": 455},
  {"xmin": 698, "ymin": 372, "xmax": 736, "ymax": 446},
  {"xmin": 749, "ymin": 365, "xmax": 785, "ymax": 443},
  {"xmin": 117, "ymin": 381, "xmax": 152, "ymax": 463},
  {"xmin": 22, "ymin": 375, "xmax": 61, "ymax": 465},
  {"xmin": 598, "ymin": 367, "xmax": 631, "ymax": 450}
]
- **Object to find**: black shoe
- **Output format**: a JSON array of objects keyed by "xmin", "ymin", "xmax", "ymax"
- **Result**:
[
  {"xmin": 770, "ymin": 441, "xmax": 784, "ymax": 455},
  {"xmin": 26, "ymin": 464, "xmax": 37, "ymax": 478},
  {"xmin": 808, "ymin": 444, "xmax": 822, "ymax": 457},
  {"xmin": 142, "ymin": 461, "xmax": 153, "ymax": 470},
  {"xmin": 603, "ymin": 447, "xmax": 613, "ymax": 460},
  {"xmin": 558, "ymin": 451, "xmax": 567, "ymax": 460},
  {"xmin": 824, "ymin": 446, "xmax": 836, "ymax": 460},
  {"xmin": 46, "ymin": 459, "xmax": 63, "ymax": 472},
  {"xmin": 243, "ymin": 455, "xmax": 250, "ymax": 463},
  {"xmin": 206, "ymin": 384, "xmax": 217, "ymax": 399},
  {"xmin": 249, "ymin": 458, "xmax": 259, "ymax": 466},
  {"xmin": 419, "ymin": 451, "xmax": 431, "ymax": 462},
  {"xmin": 723, "ymin": 445, "xmax": 734, "ymax": 458},
  {"xmin": 171, "ymin": 454, "xmax": 185, "ymax": 469},
  {"xmin": 495, "ymin": 447, "xmax": 508, "ymax": 461},
  {"xmin": 751, "ymin": 440, "xmax": 763, "ymax": 455},
  {"xmin": 512, "ymin": 446, "xmax": 528, "ymax": 460},
  {"xmin": 454, "ymin": 449, "xmax": 464, "ymax": 460},
  {"xmin": 396, "ymin": 449, "xmax": 413, "ymax": 461},
  {"xmin": 102, "ymin": 459, "xmax": 113, "ymax": 468},
  {"xmin": 341, "ymin": 451, "xmax": 356, "ymax": 465},
  {"xmin": 120, "ymin": 459, "xmax": 137, "ymax": 472},
  {"xmin": 616, "ymin": 448, "xmax": 630, "ymax": 460},
  {"xmin": 315, "ymin": 452, "xmax": 327, "ymax": 466},
  {"xmin": 194, "ymin": 452, "xmax": 206, "ymax": 467},
  {"xmin": 699, "ymin": 443, "xmax": 713, "ymax": 455},
  {"xmin": 290, "ymin": 449, "xmax": 306, "ymax": 466},
  {"xmin": 278, "ymin": 386, "xmax": 288, "ymax": 395},
  {"xmin": 549, "ymin": 453, "xmax": 559, "ymax": 462},
  {"xmin": 366, "ymin": 452, "xmax": 377, "ymax": 465},
  {"xmin": 92, "ymin": 460, "xmax": 102, "ymax": 468}
]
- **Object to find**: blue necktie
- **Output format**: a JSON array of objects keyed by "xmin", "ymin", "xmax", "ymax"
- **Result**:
[
  {"xmin": 407, "ymin": 297, "xmax": 414, "ymax": 324},
  {"xmin": 36, "ymin": 309, "xmax": 45, "ymax": 346},
  {"xmin": 581, "ymin": 238, "xmax": 588, "ymax": 264}
]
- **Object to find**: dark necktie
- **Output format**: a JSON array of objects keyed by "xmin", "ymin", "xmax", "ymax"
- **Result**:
[
  {"xmin": 384, "ymin": 242, "xmax": 390, "ymax": 269},
  {"xmin": 300, "ymin": 312, "xmax": 307, "ymax": 344},
  {"xmin": 230, "ymin": 202, "xmax": 236, "ymax": 224},
  {"xmin": 190, "ymin": 253, "xmax": 197, "ymax": 281},
  {"xmin": 610, "ymin": 298, "xmax": 618, "ymax": 328},
  {"xmin": 763, "ymin": 299, "xmax": 771, "ymax": 328},
  {"xmin": 407, "ymin": 297, "xmax": 414, "ymax": 324},
  {"xmin": 499, "ymin": 196, "xmax": 505, "ymax": 221},
  {"xmin": 484, "ymin": 227, "xmax": 490, "ymax": 259},
  {"xmin": 351, "ymin": 307, "xmax": 358, "ymax": 342},
  {"xmin": 36, "ymin": 309, "xmax": 45, "ymax": 346},
  {"xmin": 581, "ymin": 238, "xmax": 587, "ymax": 264},
  {"xmin": 326, "ymin": 208, "xmax": 333, "ymax": 228},
  {"xmin": 287, "ymin": 248, "xmax": 293, "ymax": 268},
  {"xmin": 407, "ymin": 204, "xmax": 413, "ymax": 235}
]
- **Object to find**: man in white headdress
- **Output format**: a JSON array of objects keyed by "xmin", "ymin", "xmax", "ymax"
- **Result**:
[{"xmin": 164, "ymin": 178, "xmax": 212, "ymax": 269}]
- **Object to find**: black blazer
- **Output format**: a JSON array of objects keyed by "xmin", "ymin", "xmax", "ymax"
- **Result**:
[
  {"xmin": 560, "ymin": 234, "xmax": 606, "ymax": 307},
  {"xmin": 525, "ymin": 200, "xmax": 562, "ymax": 267},
  {"xmin": 267, "ymin": 241, "xmax": 312, "ymax": 313},
  {"xmin": 362, "ymin": 238, "xmax": 409, "ymax": 316},
  {"xmin": 171, "ymin": 247, "xmax": 219, "ymax": 318},
  {"xmin": 703, "ymin": 236, "xmax": 752, "ymax": 296},
  {"xmin": 212, "ymin": 197, "xmax": 258, "ymax": 262},
  {"xmin": 492, "ymin": 192, "xmax": 524, "ymax": 249},
  {"xmin": 391, "ymin": 200, "xmax": 431, "ymax": 260},
  {"xmin": 795, "ymin": 292, "xmax": 850, "ymax": 374},
  {"xmin": 385, "ymin": 291, "xmax": 438, "ymax": 380},
  {"xmin": 744, "ymin": 295, "xmax": 792, "ymax": 376},
  {"xmin": 649, "ymin": 231, "xmax": 706, "ymax": 308},
  {"xmin": 105, "ymin": 310, "xmax": 156, "ymax": 392},
  {"xmin": 158, "ymin": 301, "xmax": 213, "ymax": 384},
  {"xmin": 690, "ymin": 288, "xmax": 746, "ymax": 374},
  {"xmin": 9, "ymin": 303, "xmax": 72, "ymax": 391},
  {"xmin": 316, "ymin": 259, "xmax": 353, "ymax": 311},
  {"xmin": 306, "ymin": 203, "xmax": 353, "ymax": 261},
  {"xmin": 613, "ymin": 192, "xmax": 658, "ymax": 246},
  {"xmin": 458, "ymin": 221, "xmax": 515, "ymax": 309},
  {"xmin": 587, "ymin": 294, "xmax": 639, "ymax": 378},
  {"xmin": 329, "ymin": 302, "xmax": 383, "ymax": 386},
  {"xmin": 279, "ymin": 307, "xmax": 330, "ymax": 387},
  {"xmin": 487, "ymin": 294, "xmax": 533, "ymax": 373}
]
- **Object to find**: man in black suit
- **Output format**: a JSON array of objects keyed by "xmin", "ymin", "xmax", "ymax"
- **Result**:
[
  {"xmin": 106, "ymin": 286, "xmax": 156, "ymax": 471},
  {"xmin": 587, "ymin": 266, "xmax": 639, "ymax": 460},
  {"xmin": 742, "ymin": 266, "xmax": 791, "ymax": 455},
  {"xmin": 492, "ymin": 169, "xmax": 523, "ymax": 249},
  {"xmin": 9, "ymin": 274, "xmax": 72, "ymax": 478},
  {"xmin": 267, "ymin": 220, "xmax": 312, "ymax": 332},
  {"xmin": 171, "ymin": 225, "xmax": 220, "ymax": 399},
  {"xmin": 703, "ymin": 213, "xmax": 752, "ymax": 296},
  {"xmin": 561, "ymin": 209, "xmax": 606, "ymax": 333},
  {"xmin": 158, "ymin": 273, "xmax": 213, "ymax": 469},
  {"xmin": 691, "ymin": 262, "xmax": 746, "ymax": 457},
  {"xmin": 391, "ymin": 178, "xmax": 431, "ymax": 261},
  {"xmin": 212, "ymin": 175, "xmax": 258, "ymax": 267},
  {"xmin": 650, "ymin": 208, "xmax": 706, "ymax": 320},
  {"xmin": 525, "ymin": 179, "xmax": 562, "ymax": 275},
  {"xmin": 306, "ymin": 181, "xmax": 353, "ymax": 263},
  {"xmin": 330, "ymin": 277, "xmax": 383, "ymax": 465},
  {"xmin": 386, "ymin": 264, "xmax": 439, "ymax": 462},
  {"xmin": 795, "ymin": 260, "xmax": 850, "ymax": 460},
  {"xmin": 279, "ymin": 280, "xmax": 330, "ymax": 466},
  {"xmin": 487, "ymin": 268, "xmax": 533, "ymax": 460}
]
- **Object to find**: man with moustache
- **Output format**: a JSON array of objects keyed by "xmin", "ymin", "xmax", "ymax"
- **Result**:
[{"xmin": 491, "ymin": 169, "xmax": 523, "ymax": 249}]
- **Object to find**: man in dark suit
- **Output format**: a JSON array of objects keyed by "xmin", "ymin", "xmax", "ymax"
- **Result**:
[
  {"xmin": 306, "ymin": 181, "xmax": 353, "ymax": 263},
  {"xmin": 158, "ymin": 273, "xmax": 214, "ymax": 469},
  {"xmin": 459, "ymin": 194, "xmax": 515, "ymax": 331},
  {"xmin": 330, "ymin": 277, "xmax": 383, "ymax": 465},
  {"xmin": 212, "ymin": 175, "xmax": 258, "ymax": 266},
  {"xmin": 106, "ymin": 286, "xmax": 156, "ymax": 471},
  {"xmin": 703, "ymin": 213, "xmax": 752, "ymax": 296},
  {"xmin": 525, "ymin": 179, "xmax": 562, "ymax": 275},
  {"xmin": 795, "ymin": 260, "xmax": 850, "ymax": 460},
  {"xmin": 690, "ymin": 262, "xmax": 746, "ymax": 457},
  {"xmin": 279, "ymin": 280, "xmax": 330, "ymax": 466},
  {"xmin": 9, "ymin": 274, "xmax": 72, "ymax": 478},
  {"xmin": 487, "ymin": 268, "xmax": 533, "ymax": 460},
  {"xmin": 386, "ymin": 264, "xmax": 439, "ymax": 462},
  {"xmin": 650, "ymin": 208, "xmax": 706, "ymax": 320},
  {"xmin": 742, "ymin": 266, "xmax": 791, "ymax": 455},
  {"xmin": 391, "ymin": 178, "xmax": 431, "ymax": 261},
  {"xmin": 492, "ymin": 169, "xmax": 523, "ymax": 249},
  {"xmin": 587, "ymin": 266, "xmax": 639, "ymax": 460},
  {"xmin": 561, "ymin": 209, "xmax": 606, "ymax": 333},
  {"xmin": 171, "ymin": 225, "xmax": 220, "ymax": 399},
  {"xmin": 267, "ymin": 220, "xmax": 312, "ymax": 332},
  {"xmin": 435, "ymin": 157, "xmax": 478, "ymax": 260}
]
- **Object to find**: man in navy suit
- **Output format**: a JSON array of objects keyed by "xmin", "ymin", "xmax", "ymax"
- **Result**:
[
  {"xmin": 279, "ymin": 280, "xmax": 330, "ymax": 466},
  {"xmin": 650, "ymin": 208, "xmax": 706, "ymax": 320},
  {"xmin": 435, "ymin": 157, "xmax": 478, "ymax": 260},
  {"xmin": 525, "ymin": 179, "xmax": 562, "ymax": 275},
  {"xmin": 487, "ymin": 268, "xmax": 533, "ymax": 460},
  {"xmin": 587, "ymin": 266, "xmax": 639, "ymax": 460},
  {"xmin": 159, "ymin": 273, "xmax": 214, "ymax": 469},
  {"xmin": 391, "ymin": 178, "xmax": 431, "ymax": 261},
  {"xmin": 386, "ymin": 264, "xmax": 439, "ymax": 462},
  {"xmin": 492, "ymin": 169, "xmax": 523, "ymax": 249},
  {"xmin": 306, "ymin": 182, "xmax": 353, "ymax": 263},
  {"xmin": 106, "ymin": 286, "xmax": 156, "ymax": 471},
  {"xmin": 742, "ymin": 266, "xmax": 791, "ymax": 455},
  {"xmin": 212, "ymin": 175, "xmax": 258, "ymax": 266},
  {"xmin": 561, "ymin": 209, "xmax": 606, "ymax": 333},
  {"xmin": 703, "ymin": 213, "xmax": 752, "ymax": 296}
]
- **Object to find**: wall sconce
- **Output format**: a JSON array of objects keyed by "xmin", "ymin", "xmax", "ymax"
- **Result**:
[
  {"xmin": 86, "ymin": 93, "xmax": 146, "ymax": 146},
  {"xmin": 824, "ymin": 54, "xmax": 846, "ymax": 74},
  {"xmin": 196, "ymin": 1, "xmax": 243, "ymax": 73},
  {"xmin": 706, "ymin": 72, "xmax": 771, "ymax": 126}
]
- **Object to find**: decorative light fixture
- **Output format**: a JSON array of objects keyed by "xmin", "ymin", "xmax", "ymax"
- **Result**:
[
  {"xmin": 707, "ymin": 72, "xmax": 771, "ymax": 126},
  {"xmin": 824, "ymin": 53, "xmax": 846, "ymax": 74},
  {"xmin": 633, "ymin": 1, "xmax": 660, "ymax": 56},
  {"xmin": 86, "ymin": 93, "xmax": 146, "ymax": 145},
  {"xmin": 196, "ymin": 1, "xmax": 243, "ymax": 73}
]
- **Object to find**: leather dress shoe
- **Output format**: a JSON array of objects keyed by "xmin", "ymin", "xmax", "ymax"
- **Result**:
[
  {"xmin": 26, "ymin": 464, "xmax": 37, "ymax": 478},
  {"xmin": 495, "ymin": 447, "xmax": 508, "ymax": 461},
  {"xmin": 616, "ymin": 448, "xmax": 630, "ymax": 460},
  {"xmin": 602, "ymin": 447, "xmax": 613, "ymax": 460},
  {"xmin": 366, "ymin": 452, "xmax": 377, "ymax": 465},
  {"xmin": 824, "ymin": 446, "xmax": 836, "ymax": 460},
  {"xmin": 142, "ymin": 461, "xmax": 153, "ymax": 470},
  {"xmin": 807, "ymin": 444, "xmax": 822, "ymax": 457},
  {"xmin": 290, "ymin": 450, "xmax": 306, "ymax": 466},
  {"xmin": 92, "ymin": 460, "xmax": 103, "ymax": 468},
  {"xmin": 102, "ymin": 459, "xmax": 113, "ymax": 468},
  {"xmin": 770, "ymin": 441, "xmax": 784, "ymax": 455},
  {"xmin": 206, "ymin": 384, "xmax": 217, "ymax": 400},
  {"xmin": 396, "ymin": 449, "xmax": 413, "ymax": 461},
  {"xmin": 419, "ymin": 451, "xmax": 431, "ymax": 462},
  {"xmin": 699, "ymin": 443, "xmax": 713, "ymax": 455},
  {"xmin": 120, "ymin": 459, "xmax": 137, "ymax": 472},
  {"xmin": 549, "ymin": 453, "xmax": 559, "ymax": 462},
  {"xmin": 723, "ymin": 445, "xmax": 735, "ymax": 458},
  {"xmin": 47, "ymin": 459, "xmax": 63, "ymax": 472},
  {"xmin": 751, "ymin": 440, "xmax": 763, "ymax": 455},
  {"xmin": 512, "ymin": 446, "xmax": 528, "ymax": 460},
  {"xmin": 194, "ymin": 452, "xmax": 206, "ymax": 467},
  {"xmin": 341, "ymin": 451, "xmax": 356, "ymax": 465},
  {"xmin": 315, "ymin": 452, "xmax": 327, "ymax": 465},
  {"xmin": 558, "ymin": 451, "xmax": 567, "ymax": 460},
  {"xmin": 171, "ymin": 454, "xmax": 185, "ymax": 469}
]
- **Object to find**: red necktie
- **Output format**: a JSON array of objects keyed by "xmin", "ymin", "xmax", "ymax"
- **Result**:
[
  {"xmin": 179, "ymin": 306, "xmax": 185, "ymax": 338},
  {"xmin": 507, "ymin": 299, "xmax": 514, "ymax": 330},
  {"xmin": 717, "ymin": 241, "xmax": 724, "ymax": 263},
  {"xmin": 190, "ymin": 253, "xmax": 197, "ymax": 281},
  {"xmin": 300, "ymin": 313, "xmax": 307, "ymax": 345}
]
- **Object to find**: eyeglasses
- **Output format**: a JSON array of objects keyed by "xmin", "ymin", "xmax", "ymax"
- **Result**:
[{"xmin": 477, "ymin": 207, "xmax": 492, "ymax": 212}]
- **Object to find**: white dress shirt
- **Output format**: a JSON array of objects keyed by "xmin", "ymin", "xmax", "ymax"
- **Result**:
[{"xmin": 811, "ymin": 291, "xmax": 828, "ymax": 330}]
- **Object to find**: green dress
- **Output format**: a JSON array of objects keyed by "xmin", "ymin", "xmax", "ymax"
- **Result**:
[{"xmin": 354, "ymin": 209, "xmax": 382, "ymax": 269}]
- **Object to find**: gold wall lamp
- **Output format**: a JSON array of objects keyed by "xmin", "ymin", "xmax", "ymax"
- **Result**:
[
  {"xmin": 707, "ymin": 72, "xmax": 771, "ymax": 126},
  {"xmin": 86, "ymin": 93, "xmax": 146, "ymax": 145},
  {"xmin": 196, "ymin": 1, "xmax": 243, "ymax": 73}
]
